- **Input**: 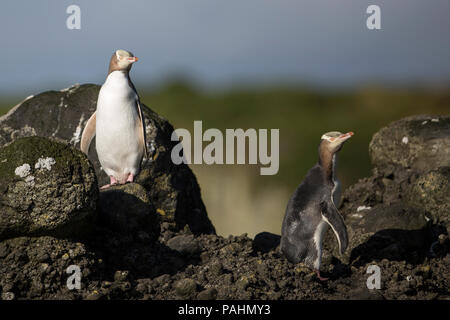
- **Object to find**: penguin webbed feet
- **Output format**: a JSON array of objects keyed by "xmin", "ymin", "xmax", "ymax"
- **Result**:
[
  {"xmin": 100, "ymin": 174, "xmax": 135, "ymax": 189},
  {"xmin": 100, "ymin": 176, "xmax": 119, "ymax": 189},
  {"xmin": 315, "ymin": 270, "xmax": 329, "ymax": 281}
]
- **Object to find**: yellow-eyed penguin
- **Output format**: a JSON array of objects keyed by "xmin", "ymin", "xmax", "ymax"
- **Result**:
[
  {"xmin": 80, "ymin": 49, "xmax": 148, "ymax": 189},
  {"xmin": 280, "ymin": 131, "xmax": 352, "ymax": 281}
]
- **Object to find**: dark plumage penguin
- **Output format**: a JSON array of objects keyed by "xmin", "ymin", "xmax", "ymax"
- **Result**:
[{"xmin": 281, "ymin": 131, "xmax": 353, "ymax": 280}]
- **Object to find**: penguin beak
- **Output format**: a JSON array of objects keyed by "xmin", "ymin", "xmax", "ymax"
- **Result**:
[
  {"xmin": 339, "ymin": 132, "xmax": 354, "ymax": 141},
  {"xmin": 127, "ymin": 57, "xmax": 138, "ymax": 63}
]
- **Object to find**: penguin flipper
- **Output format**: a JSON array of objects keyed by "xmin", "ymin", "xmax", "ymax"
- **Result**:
[
  {"xmin": 80, "ymin": 112, "xmax": 96, "ymax": 155},
  {"xmin": 136, "ymin": 100, "xmax": 148, "ymax": 159},
  {"xmin": 320, "ymin": 201, "xmax": 348, "ymax": 255}
]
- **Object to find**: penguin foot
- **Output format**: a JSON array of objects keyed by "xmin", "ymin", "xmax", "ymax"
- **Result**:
[
  {"xmin": 100, "ymin": 176, "xmax": 119, "ymax": 189},
  {"xmin": 315, "ymin": 270, "xmax": 329, "ymax": 281},
  {"xmin": 100, "ymin": 184, "xmax": 114, "ymax": 189},
  {"xmin": 126, "ymin": 173, "xmax": 134, "ymax": 183}
]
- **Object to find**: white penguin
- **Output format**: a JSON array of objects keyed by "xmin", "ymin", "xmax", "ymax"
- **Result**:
[{"xmin": 80, "ymin": 49, "xmax": 148, "ymax": 189}]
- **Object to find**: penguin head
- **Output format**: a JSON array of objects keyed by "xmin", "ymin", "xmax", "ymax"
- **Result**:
[
  {"xmin": 320, "ymin": 131, "xmax": 354, "ymax": 153},
  {"xmin": 109, "ymin": 49, "xmax": 139, "ymax": 73}
]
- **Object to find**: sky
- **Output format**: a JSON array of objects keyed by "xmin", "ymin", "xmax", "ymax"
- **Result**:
[{"xmin": 1, "ymin": 0, "xmax": 450, "ymax": 96}]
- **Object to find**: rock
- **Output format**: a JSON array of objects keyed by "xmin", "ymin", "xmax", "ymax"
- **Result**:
[
  {"xmin": 369, "ymin": 115, "xmax": 450, "ymax": 175},
  {"xmin": 197, "ymin": 287, "xmax": 218, "ymax": 300},
  {"xmin": 0, "ymin": 137, "xmax": 97, "ymax": 240},
  {"xmin": 1, "ymin": 292, "xmax": 15, "ymax": 300},
  {"xmin": 0, "ymin": 84, "xmax": 214, "ymax": 235},
  {"xmin": 114, "ymin": 270, "xmax": 130, "ymax": 282},
  {"xmin": 326, "ymin": 203, "xmax": 430, "ymax": 265},
  {"xmin": 348, "ymin": 288, "xmax": 384, "ymax": 300},
  {"xmin": 166, "ymin": 235, "xmax": 201, "ymax": 256},
  {"xmin": 404, "ymin": 166, "xmax": 450, "ymax": 225},
  {"xmin": 98, "ymin": 183, "xmax": 159, "ymax": 237},
  {"xmin": 175, "ymin": 278, "xmax": 197, "ymax": 298},
  {"xmin": 0, "ymin": 236, "xmax": 101, "ymax": 299},
  {"xmin": 252, "ymin": 232, "xmax": 281, "ymax": 253}
]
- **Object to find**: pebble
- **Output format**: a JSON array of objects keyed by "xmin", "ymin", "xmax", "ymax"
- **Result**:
[
  {"xmin": 1, "ymin": 292, "xmax": 15, "ymax": 300},
  {"xmin": 197, "ymin": 288, "xmax": 218, "ymax": 300},
  {"xmin": 175, "ymin": 278, "xmax": 197, "ymax": 298}
]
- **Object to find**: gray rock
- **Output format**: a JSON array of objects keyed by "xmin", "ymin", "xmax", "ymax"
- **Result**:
[
  {"xmin": 98, "ymin": 183, "xmax": 159, "ymax": 237},
  {"xmin": 0, "ymin": 137, "xmax": 97, "ymax": 240},
  {"xmin": 175, "ymin": 278, "xmax": 197, "ymax": 298},
  {"xmin": 197, "ymin": 287, "xmax": 218, "ymax": 300},
  {"xmin": 166, "ymin": 234, "xmax": 201, "ymax": 256},
  {"xmin": 0, "ymin": 84, "xmax": 215, "ymax": 235},
  {"xmin": 404, "ymin": 166, "xmax": 450, "ymax": 225},
  {"xmin": 369, "ymin": 114, "xmax": 450, "ymax": 175}
]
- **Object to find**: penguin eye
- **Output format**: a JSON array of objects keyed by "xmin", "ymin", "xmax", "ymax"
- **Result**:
[{"xmin": 329, "ymin": 137, "xmax": 336, "ymax": 142}]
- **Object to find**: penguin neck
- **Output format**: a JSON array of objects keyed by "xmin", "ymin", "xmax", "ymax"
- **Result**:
[
  {"xmin": 318, "ymin": 146, "xmax": 337, "ymax": 184},
  {"xmin": 106, "ymin": 70, "xmax": 129, "ymax": 80},
  {"xmin": 105, "ymin": 70, "xmax": 133, "ymax": 87}
]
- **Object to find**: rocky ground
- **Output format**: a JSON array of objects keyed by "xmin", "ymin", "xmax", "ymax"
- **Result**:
[{"xmin": 0, "ymin": 85, "xmax": 449, "ymax": 300}]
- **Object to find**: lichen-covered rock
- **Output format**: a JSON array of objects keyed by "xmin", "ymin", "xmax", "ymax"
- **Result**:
[
  {"xmin": 0, "ymin": 84, "xmax": 214, "ymax": 235},
  {"xmin": 404, "ymin": 166, "xmax": 450, "ymax": 225},
  {"xmin": 98, "ymin": 183, "xmax": 159, "ymax": 238},
  {"xmin": 369, "ymin": 115, "xmax": 450, "ymax": 174},
  {"xmin": 0, "ymin": 137, "xmax": 97, "ymax": 240}
]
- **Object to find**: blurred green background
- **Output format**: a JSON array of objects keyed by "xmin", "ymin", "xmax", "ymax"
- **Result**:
[{"xmin": 3, "ymin": 82, "xmax": 447, "ymax": 237}]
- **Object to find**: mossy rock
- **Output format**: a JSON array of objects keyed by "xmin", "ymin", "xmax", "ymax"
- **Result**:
[
  {"xmin": 0, "ymin": 136, "xmax": 98, "ymax": 240},
  {"xmin": 0, "ymin": 84, "xmax": 215, "ymax": 235}
]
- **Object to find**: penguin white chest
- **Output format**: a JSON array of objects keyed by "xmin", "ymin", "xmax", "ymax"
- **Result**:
[{"xmin": 96, "ymin": 71, "xmax": 143, "ymax": 181}]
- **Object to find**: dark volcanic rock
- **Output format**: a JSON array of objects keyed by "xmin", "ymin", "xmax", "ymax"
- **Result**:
[
  {"xmin": 326, "ymin": 203, "xmax": 431, "ymax": 265},
  {"xmin": 369, "ymin": 115, "xmax": 450, "ymax": 175},
  {"xmin": 166, "ymin": 234, "xmax": 201, "ymax": 256},
  {"xmin": 175, "ymin": 278, "xmax": 198, "ymax": 298},
  {"xmin": 252, "ymin": 232, "xmax": 281, "ymax": 253},
  {"xmin": 0, "ymin": 137, "xmax": 97, "ymax": 240},
  {"xmin": 404, "ymin": 166, "xmax": 450, "ymax": 225},
  {"xmin": 0, "ymin": 84, "xmax": 214, "ymax": 235},
  {"xmin": 0, "ymin": 236, "xmax": 101, "ymax": 299},
  {"xmin": 98, "ymin": 183, "xmax": 159, "ymax": 238}
]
